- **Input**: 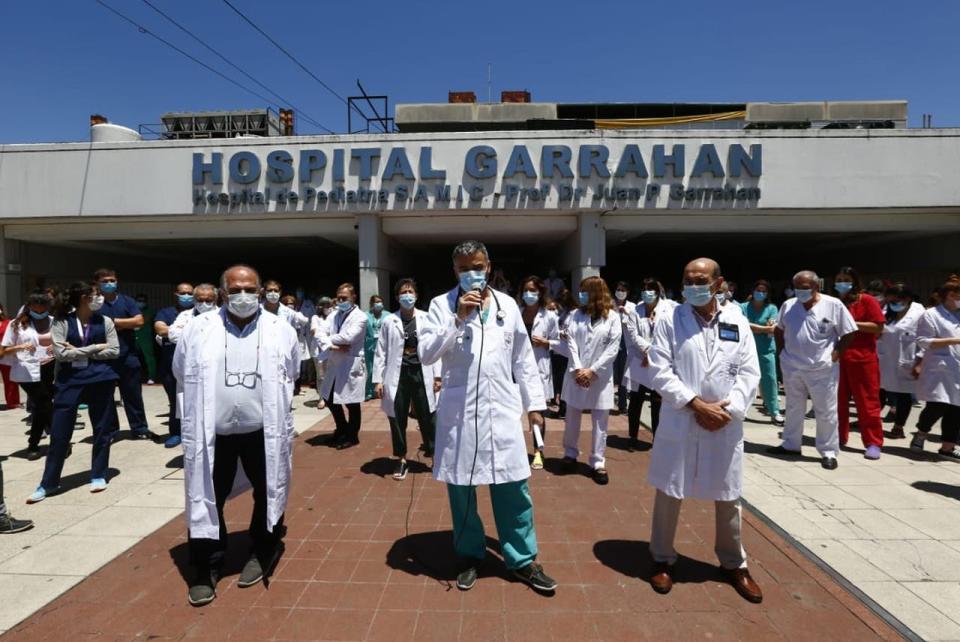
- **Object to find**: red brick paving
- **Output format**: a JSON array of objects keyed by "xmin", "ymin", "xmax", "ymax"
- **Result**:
[{"xmin": 4, "ymin": 403, "xmax": 900, "ymax": 641}]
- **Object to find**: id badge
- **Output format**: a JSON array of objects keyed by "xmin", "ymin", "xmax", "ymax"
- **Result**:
[
  {"xmin": 718, "ymin": 323, "xmax": 740, "ymax": 342},
  {"xmin": 74, "ymin": 357, "xmax": 88, "ymax": 369}
]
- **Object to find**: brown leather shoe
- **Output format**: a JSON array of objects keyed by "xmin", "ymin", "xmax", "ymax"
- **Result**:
[
  {"xmin": 650, "ymin": 562, "xmax": 673, "ymax": 594},
  {"xmin": 724, "ymin": 567, "xmax": 763, "ymax": 603}
]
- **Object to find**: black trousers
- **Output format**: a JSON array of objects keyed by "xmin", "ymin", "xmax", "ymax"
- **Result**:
[
  {"xmin": 115, "ymin": 361, "xmax": 148, "ymax": 433},
  {"xmin": 189, "ymin": 429, "xmax": 284, "ymax": 569},
  {"xmin": 388, "ymin": 365, "xmax": 436, "ymax": 458},
  {"xmin": 886, "ymin": 391, "xmax": 914, "ymax": 427},
  {"xmin": 917, "ymin": 402, "xmax": 960, "ymax": 444},
  {"xmin": 20, "ymin": 361, "xmax": 56, "ymax": 449},
  {"xmin": 326, "ymin": 387, "xmax": 361, "ymax": 443},
  {"xmin": 628, "ymin": 385, "xmax": 662, "ymax": 438},
  {"xmin": 159, "ymin": 367, "xmax": 179, "ymax": 437}
]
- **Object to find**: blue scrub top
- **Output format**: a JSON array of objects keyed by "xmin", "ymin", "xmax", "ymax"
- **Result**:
[
  {"xmin": 56, "ymin": 312, "xmax": 119, "ymax": 386},
  {"xmin": 100, "ymin": 292, "xmax": 141, "ymax": 367},
  {"xmin": 741, "ymin": 301, "xmax": 779, "ymax": 355}
]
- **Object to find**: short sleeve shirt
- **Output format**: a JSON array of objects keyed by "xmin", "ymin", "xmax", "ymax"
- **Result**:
[
  {"xmin": 843, "ymin": 294, "xmax": 886, "ymax": 362},
  {"xmin": 100, "ymin": 293, "xmax": 141, "ymax": 361},
  {"xmin": 777, "ymin": 294, "xmax": 858, "ymax": 370}
]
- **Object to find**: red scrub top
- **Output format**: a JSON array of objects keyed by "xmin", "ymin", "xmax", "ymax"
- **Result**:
[{"xmin": 842, "ymin": 294, "xmax": 886, "ymax": 362}]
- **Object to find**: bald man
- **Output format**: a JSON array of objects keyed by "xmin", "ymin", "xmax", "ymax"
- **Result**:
[
  {"xmin": 768, "ymin": 270, "xmax": 857, "ymax": 470},
  {"xmin": 646, "ymin": 258, "xmax": 763, "ymax": 603},
  {"xmin": 174, "ymin": 265, "xmax": 300, "ymax": 606}
]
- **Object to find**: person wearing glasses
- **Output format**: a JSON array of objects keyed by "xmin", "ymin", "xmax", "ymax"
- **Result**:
[{"xmin": 174, "ymin": 265, "xmax": 300, "ymax": 607}]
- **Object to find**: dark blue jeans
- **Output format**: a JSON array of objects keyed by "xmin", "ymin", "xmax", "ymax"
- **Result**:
[{"xmin": 41, "ymin": 380, "xmax": 119, "ymax": 490}]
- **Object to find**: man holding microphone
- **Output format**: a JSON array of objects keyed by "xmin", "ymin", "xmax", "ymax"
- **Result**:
[{"xmin": 419, "ymin": 240, "xmax": 557, "ymax": 593}]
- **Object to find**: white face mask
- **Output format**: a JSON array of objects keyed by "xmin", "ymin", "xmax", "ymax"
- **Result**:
[
  {"xmin": 88, "ymin": 294, "xmax": 104, "ymax": 312},
  {"xmin": 265, "ymin": 291, "xmax": 281, "ymax": 304},
  {"xmin": 228, "ymin": 292, "xmax": 260, "ymax": 319},
  {"xmin": 194, "ymin": 301, "xmax": 215, "ymax": 314}
]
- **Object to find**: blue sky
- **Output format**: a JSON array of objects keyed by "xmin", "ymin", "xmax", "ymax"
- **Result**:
[{"xmin": 2, "ymin": 0, "xmax": 956, "ymax": 143}]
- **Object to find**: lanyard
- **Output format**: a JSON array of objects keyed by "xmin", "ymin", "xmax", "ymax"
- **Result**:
[
  {"xmin": 335, "ymin": 309, "xmax": 350, "ymax": 333},
  {"xmin": 75, "ymin": 317, "xmax": 92, "ymax": 347}
]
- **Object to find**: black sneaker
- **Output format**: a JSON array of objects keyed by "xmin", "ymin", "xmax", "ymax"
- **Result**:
[
  {"xmin": 187, "ymin": 567, "xmax": 219, "ymax": 606},
  {"xmin": 130, "ymin": 430, "xmax": 152, "ymax": 441},
  {"xmin": 938, "ymin": 447, "xmax": 960, "ymax": 462},
  {"xmin": 25, "ymin": 448, "xmax": 42, "ymax": 461},
  {"xmin": 456, "ymin": 565, "xmax": 478, "ymax": 591},
  {"xmin": 593, "ymin": 468, "xmax": 609, "ymax": 485},
  {"xmin": 512, "ymin": 563, "xmax": 558, "ymax": 592},
  {"xmin": 336, "ymin": 438, "xmax": 359, "ymax": 450},
  {"xmin": 238, "ymin": 555, "xmax": 264, "ymax": 588},
  {"xmin": 0, "ymin": 514, "xmax": 34, "ymax": 534},
  {"xmin": 821, "ymin": 456, "xmax": 839, "ymax": 470},
  {"xmin": 766, "ymin": 445, "xmax": 801, "ymax": 457},
  {"xmin": 393, "ymin": 460, "xmax": 408, "ymax": 481}
]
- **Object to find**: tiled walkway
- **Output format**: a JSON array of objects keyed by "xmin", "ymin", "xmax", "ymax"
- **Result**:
[{"xmin": 4, "ymin": 406, "xmax": 897, "ymax": 641}]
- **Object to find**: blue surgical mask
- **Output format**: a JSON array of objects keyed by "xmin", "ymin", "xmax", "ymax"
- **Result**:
[
  {"xmin": 578, "ymin": 291, "xmax": 589, "ymax": 306},
  {"xmin": 177, "ymin": 294, "xmax": 194, "ymax": 307},
  {"xmin": 136, "ymin": 301, "xmax": 146, "ymax": 310},
  {"xmin": 372, "ymin": 302, "xmax": 383, "ymax": 312},
  {"xmin": 753, "ymin": 290, "xmax": 767, "ymax": 302},
  {"xmin": 641, "ymin": 290, "xmax": 657, "ymax": 305},
  {"xmin": 28, "ymin": 310, "xmax": 48, "ymax": 321},
  {"xmin": 459, "ymin": 270, "xmax": 487, "ymax": 292},
  {"xmin": 715, "ymin": 293, "xmax": 726, "ymax": 305},
  {"xmin": 683, "ymin": 284, "xmax": 714, "ymax": 307},
  {"xmin": 337, "ymin": 301, "xmax": 353, "ymax": 312},
  {"xmin": 398, "ymin": 294, "xmax": 417, "ymax": 310},
  {"xmin": 295, "ymin": 289, "xmax": 305, "ymax": 299},
  {"xmin": 888, "ymin": 302, "xmax": 906, "ymax": 313},
  {"xmin": 522, "ymin": 291, "xmax": 539, "ymax": 306},
  {"xmin": 99, "ymin": 281, "xmax": 117, "ymax": 294},
  {"xmin": 795, "ymin": 288, "xmax": 814, "ymax": 303},
  {"xmin": 835, "ymin": 282, "xmax": 853, "ymax": 295}
]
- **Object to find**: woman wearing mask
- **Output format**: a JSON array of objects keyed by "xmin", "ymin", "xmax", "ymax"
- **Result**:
[
  {"xmin": 742, "ymin": 280, "xmax": 783, "ymax": 425},
  {"xmin": 556, "ymin": 276, "xmax": 622, "ymax": 484},
  {"xmin": 834, "ymin": 267, "xmax": 886, "ymax": 459},
  {"xmin": 27, "ymin": 283, "xmax": 120, "ymax": 502},
  {"xmin": 612, "ymin": 281, "xmax": 634, "ymax": 415},
  {"xmin": 878, "ymin": 283, "xmax": 924, "ymax": 439},
  {"xmin": 623, "ymin": 278, "xmax": 677, "ymax": 447},
  {"xmin": 1, "ymin": 292, "xmax": 55, "ymax": 459},
  {"xmin": 550, "ymin": 288, "xmax": 576, "ymax": 419},
  {"xmin": 364, "ymin": 295, "xmax": 389, "ymax": 401},
  {"xmin": 911, "ymin": 275, "xmax": 960, "ymax": 459},
  {"xmin": 373, "ymin": 279, "xmax": 439, "ymax": 480},
  {"xmin": 518, "ymin": 276, "xmax": 560, "ymax": 469}
]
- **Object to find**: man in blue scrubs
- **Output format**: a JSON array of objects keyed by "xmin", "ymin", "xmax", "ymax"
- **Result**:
[
  {"xmin": 94, "ymin": 268, "xmax": 151, "ymax": 440},
  {"xmin": 154, "ymin": 283, "xmax": 194, "ymax": 448}
]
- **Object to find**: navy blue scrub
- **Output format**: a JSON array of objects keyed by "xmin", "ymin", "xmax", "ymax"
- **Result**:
[
  {"xmin": 101, "ymin": 292, "xmax": 149, "ymax": 436},
  {"xmin": 155, "ymin": 305, "xmax": 186, "ymax": 437},
  {"xmin": 40, "ymin": 313, "xmax": 120, "ymax": 490}
]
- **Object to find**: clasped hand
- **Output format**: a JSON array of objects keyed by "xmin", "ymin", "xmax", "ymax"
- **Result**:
[
  {"xmin": 574, "ymin": 368, "xmax": 594, "ymax": 388},
  {"xmin": 689, "ymin": 397, "xmax": 732, "ymax": 431}
]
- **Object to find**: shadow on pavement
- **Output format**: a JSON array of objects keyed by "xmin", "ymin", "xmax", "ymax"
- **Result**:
[
  {"xmin": 594, "ymin": 539, "xmax": 722, "ymax": 584},
  {"xmin": 166, "ymin": 454, "xmax": 183, "ymax": 469},
  {"xmin": 606, "ymin": 434, "xmax": 652, "ymax": 453},
  {"xmin": 385, "ymin": 530, "xmax": 511, "ymax": 586},
  {"xmin": 360, "ymin": 457, "xmax": 430, "ymax": 478},
  {"xmin": 304, "ymin": 432, "xmax": 338, "ymax": 448},
  {"xmin": 55, "ymin": 466, "xmax": 121, "ymax": 494},
  {"xmin": 743, "ymin": 440, "xmax": 821, "ymax": 463},
  {"xmin": 912, "ymin": 480, "xmax": 960, "ymax": 501}
]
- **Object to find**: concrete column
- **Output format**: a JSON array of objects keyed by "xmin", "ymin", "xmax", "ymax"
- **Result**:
[
  {"xmin": 356, "ymin": 213, "xmax": 389, "ymax": 305},
  {"xmin": 0, "ymin": 227, "xmax": 23, "ymax": 310},
  {"xmin": 563, "ymin": 211, "xmax": 606, "ymax": 287}
]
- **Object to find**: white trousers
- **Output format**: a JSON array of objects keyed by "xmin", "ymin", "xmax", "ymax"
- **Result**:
[
  {"xmin": 563, "ymin": 407, "xmax": 608, "ymax": 469},
  {"xmin": 782, "ymin": 364, "xmax": 839, "ymax": 458},
  {"xmin": 649, "ymin": 490, "xmax": 747, "ymax": 570}
]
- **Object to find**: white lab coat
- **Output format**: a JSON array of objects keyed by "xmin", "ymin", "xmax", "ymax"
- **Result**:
[
  {"xmin": 419, "ymin": 287, "xmax": 546, "ymax": 486},
  {"xmin": 614, "ymin": 300, "xmax": 636, "ymax": 389},
  {"xmin": 647, "ymin": 303, "xmax": 760, "ymax": 501},
  {"xmin": 524, "ymin": 306, "xmax": 560, "ymax": 400},
  {"xmin": 372, "ymin": 309, "xmax": 440, "ymax": 417},
  {"xmin": 173, "ymin": 309, "xmax": 300, "ymax": 539},
  {"xmin": 168, "ymin": 306, "xmax": 219, "ymax": 419},
  {"xmin": 316, "ymin": 306, "xmax": 367, "ymax": 404},
  {"xmin": 556, "ymin": 309, "xmax": 622, "ymax": 410},
  {"xmin": 916, "ymin": 304, "xmax": 960, "ymax": 406},
  {"xmin": 271, "ymin": 305, "xmax": 310, "ymax": 362},
  {"xmin": 623, "ymin": 298, "xmax": 679, "ymax": 392},
  {"xmin": 878, "ymin": 302, "xmax": 924, "ymax": 394}
]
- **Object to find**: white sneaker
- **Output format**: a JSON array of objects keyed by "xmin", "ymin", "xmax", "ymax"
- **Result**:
[{"xmin": 772, "ymin": 413, "xmax": 785, "ymax": 426}]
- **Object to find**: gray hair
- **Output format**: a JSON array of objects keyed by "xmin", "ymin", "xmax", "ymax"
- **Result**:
[
  {"xmin": 452, "ymin": 240, "xmax": 490, "ymax": 263},
  {"xmin": 219, "ymin": 265, "xmax": 260, "ymax": 290},
  {"xmin": 793, "ymin": 270, "xmax": 819, "ymax": 283},
  {"xmin": 194, "ymin": 282, "xmax": 217, "ymax": 294}
]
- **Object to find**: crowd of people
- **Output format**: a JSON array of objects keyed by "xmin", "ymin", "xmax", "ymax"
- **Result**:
[{"xmin": 0, "ymin": 243, "xmax": 957, "ymax": 610}]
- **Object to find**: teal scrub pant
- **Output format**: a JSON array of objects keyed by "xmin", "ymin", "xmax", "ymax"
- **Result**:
[
  {"xmin": 447, "ymin": 480, "xmax": 538, "ymax": 571},
  {"xmin": 758, "ymin": 351, "xmax": 781, "ymax": 415}
]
